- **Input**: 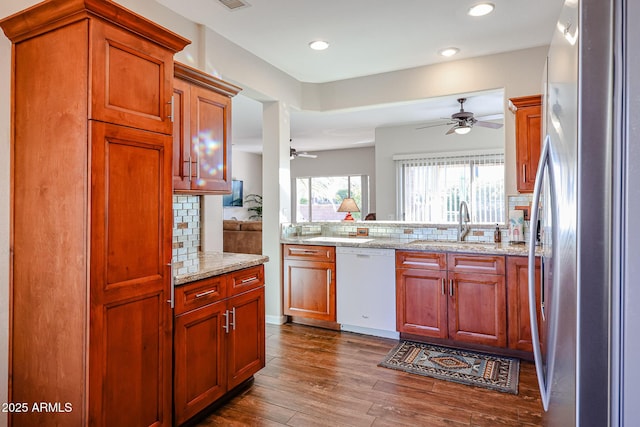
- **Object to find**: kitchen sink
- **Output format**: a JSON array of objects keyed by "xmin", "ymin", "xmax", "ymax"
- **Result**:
[
  {"xmin": 306, "ymin": 236, "xmax": 375, "ymax": 244},
  {"xmin": 409, "ymin": 240, "xmax": 497, "ymax": 249}
]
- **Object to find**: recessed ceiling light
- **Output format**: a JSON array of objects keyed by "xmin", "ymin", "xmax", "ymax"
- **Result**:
[
  {"xmin": 439, "ymin": 47, "xmax": 460, "ymax": 57},
  {"xmin": 309, "ymin": 40, "xmax": 330, "ymax": 51},
  {"xmin": 468, "ymin": 3, "xmax": 495, "ymax": 17}
]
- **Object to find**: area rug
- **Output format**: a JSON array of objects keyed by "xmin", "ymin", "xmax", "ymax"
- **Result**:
[{"xmin": 379, "ymin": 341, "xmax": 519, "ymax": 394}]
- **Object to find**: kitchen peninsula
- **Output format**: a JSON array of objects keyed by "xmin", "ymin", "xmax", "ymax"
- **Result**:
[{"xmin": 281, "ymin": 221, "xmax": 541, "ymax": 360}]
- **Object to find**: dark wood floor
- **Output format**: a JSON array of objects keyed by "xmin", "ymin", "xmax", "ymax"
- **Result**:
[{"xmin": 197, "ymin": 323, "xmax": 547, "ymax": 426}]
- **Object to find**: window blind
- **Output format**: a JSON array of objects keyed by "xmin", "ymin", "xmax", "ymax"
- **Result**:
[{"xmin": 395, "ymin": 152, "xmax": 504, "ymax": 223}]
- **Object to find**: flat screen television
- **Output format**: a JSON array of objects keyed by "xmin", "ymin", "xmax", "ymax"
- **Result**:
[{"xmin": 223, "ymin": 180, "xmax": 243, "ymax": 207}]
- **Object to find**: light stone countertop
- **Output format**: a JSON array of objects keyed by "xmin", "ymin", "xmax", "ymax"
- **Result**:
[
  {"xmin": 280, "ymin": 235, "xmax": 541, "ymax": 256},
  {"xmin": 174, "ymin": 252, "xmax": 269, "ymax": 285}
]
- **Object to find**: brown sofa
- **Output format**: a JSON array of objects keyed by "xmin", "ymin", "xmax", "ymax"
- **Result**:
[{"xmin": 222, "ymin": 220, "xmax": 263, "ymax": 255}]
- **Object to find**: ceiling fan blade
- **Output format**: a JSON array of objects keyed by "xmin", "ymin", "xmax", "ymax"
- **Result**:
[
  {"xmin": 475, "ymin": 121, "xmax": 504, "ymax": 129},
  {"xmin": 476, "ymin": 113, "xmax": 504, "ymax": 121},
  {"xmin": 445, "ymin": 125, "xmax": 458, "ymax": 135},
  {"xmin": 416, "ymin": 121, "xmax": 454, "ymax": 130}
]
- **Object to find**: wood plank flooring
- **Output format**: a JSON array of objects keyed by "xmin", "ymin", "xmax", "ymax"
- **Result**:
[{"xmin": 197, "ymin": 323, "xmax": 547, "ymax": 426}]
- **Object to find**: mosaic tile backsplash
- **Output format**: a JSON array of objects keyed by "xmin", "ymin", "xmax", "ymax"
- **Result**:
[{"xmin": 173, "ymin": 195, "xmax": 201, "ymax": 275}]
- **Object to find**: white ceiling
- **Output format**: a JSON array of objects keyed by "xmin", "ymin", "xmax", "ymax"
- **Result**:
[{"xmin": 158, "ymin": 0, "xmax": 564, "ymax": 153}]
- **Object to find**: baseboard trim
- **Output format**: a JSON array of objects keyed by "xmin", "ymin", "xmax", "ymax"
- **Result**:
[{"xmin": 265, "ymin": 314, "xmax": 287, "ymax": 325}]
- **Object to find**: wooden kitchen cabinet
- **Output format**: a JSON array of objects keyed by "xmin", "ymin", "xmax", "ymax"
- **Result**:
[
  {"xmin": 1, "ymin": 2, "xmax": 189, "ymax": 426},
  {"xmin": 396, "ymin": 251, "xmax": 507, "ymax": 348},
  {"xmin": 396, "ymin": 251, "xmax": 448, "ymax": 338},
  {"xmin": 507, "ymin": 256, "xmax": 542, "ymax": 352},
  {"xmin": 283, "ymin": 244, "xmax": 337, "ymax": 322},
  {"xmin": 173, "ymin": 266, "xmax": 265, "ymax": 426},
  {"xmin": 510, "ymin": 95, "xmax": 542, "ymax": 193},
  {"xmin": 173, "ymin": 62, "xmax": 241, "ymax": 193}
]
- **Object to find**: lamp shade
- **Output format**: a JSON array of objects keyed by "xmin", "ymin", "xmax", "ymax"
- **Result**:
[
  {"xmin": 337, "ymin": 198, "xmax": 360, "ymax": 213},
  {"xmin": 337, "ymin": 197, "xmax": 360, "ymax": 221}
]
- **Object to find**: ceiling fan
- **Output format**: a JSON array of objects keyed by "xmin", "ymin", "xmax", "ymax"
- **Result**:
[
  {"xmin": 417, "ymin": 98, "xmax": 503, "ymax": 135},
  {"xmin": 290, "ymin": 147, "xmax": 318, "ymax": 160}
]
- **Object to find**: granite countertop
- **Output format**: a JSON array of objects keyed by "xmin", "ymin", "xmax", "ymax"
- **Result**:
[
  {"xmin": 174, "ymin": 252, "xmax": 269, "ymax": 285},
  {"xmin": 280, "ymin": 235, "xmax": 541, "ymax": 256}
]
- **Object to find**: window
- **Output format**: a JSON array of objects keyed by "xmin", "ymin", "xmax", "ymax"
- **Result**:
[
  {"xmin": 396, "ymin": 151, "xmax": 504, "ymax": 223},
  {"xmin": 296, "ymin": 175, "xmax": 367, "ymax": 222}
]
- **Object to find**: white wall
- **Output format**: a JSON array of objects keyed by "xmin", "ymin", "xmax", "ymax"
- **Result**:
[
  {"xmin": 223, "ymin": 151, "xmax": 263, "ymax": 221},
  {"xmin": 289, "ymin": 146, "xmax": 376, "ymax": 218},
  {"xmin": 375, "ymin": 120, "xmax": 505, "ymax": 220}
]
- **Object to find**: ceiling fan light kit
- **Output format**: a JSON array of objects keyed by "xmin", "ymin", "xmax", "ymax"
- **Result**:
[{"xmin": 454, "ymin": 125, "xmax": 472, "ymax": 135}]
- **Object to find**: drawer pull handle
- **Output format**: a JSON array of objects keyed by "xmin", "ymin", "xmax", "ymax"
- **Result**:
[
  {"xmin": 449, "ymin": 280, "xmax": 454, "ymax": 297},
  {"xmin": 290, "ymin": 248, "xmax": 319, "ymax": 254},
  {"xmin": 441, "ymin": 278, "xmax": 445, "ymax": 295},
  {"xmin": 240, "ymin": 276, "xmax": 257, "ymax": 284},
  {"xmin": 403, "ymin": 260, "xmax": 436, "ymax": 266},
  {"xmin": 195, "ymin": 289, "xmax": 216, "ymax": 298}
]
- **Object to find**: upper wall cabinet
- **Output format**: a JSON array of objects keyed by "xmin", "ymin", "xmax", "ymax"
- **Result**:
[
  {"xmin": 173, "ymin": 62, "xmax": 241, "ymax": 194},
  {"xmin": 509, "ymin": 95, "xmax": 542, "ymax": 193}
]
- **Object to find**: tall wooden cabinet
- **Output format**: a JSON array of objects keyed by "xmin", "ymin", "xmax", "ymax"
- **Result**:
[
  {"xmin": 510, "ymin": 95, "xmax": 542, "ymax": 193},
  {"xmin": 1, "ymin": 1, "xmax": 189, "ymax": 425},
  {"xmin": 396, "ymin": 251, "xmax": 507, "ymax": 347},
  {"xmin": 173, "ymin": 62, "xmax": 241, "ymax": 194}
]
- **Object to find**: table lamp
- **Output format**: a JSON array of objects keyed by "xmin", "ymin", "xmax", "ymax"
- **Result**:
[{"xmin": 337, "ymin": 198, "xmax": 359, "ymax": 221}]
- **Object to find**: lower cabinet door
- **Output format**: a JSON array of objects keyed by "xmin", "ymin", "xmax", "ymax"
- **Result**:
[
  {"xmin": 448, "ymin": 272, "xmax": 507, "ymax": 347},
  {"xmin": 283, "ymin": 259, "xmax": 336, "ymax": 321},
  {"xmin": 174, "ymin": 300, "xmax": 227, "ymax": 425},
  {"xmin": 507, "ymin": 256, "xmax": 542, "ymax": 351},
  {"xmin": 226, "ymin": 286, "xmax": 266, "ymax": 390},
  {"xmin": 396, "ymin": 268, "xmax": 448, "ymax": 338}
]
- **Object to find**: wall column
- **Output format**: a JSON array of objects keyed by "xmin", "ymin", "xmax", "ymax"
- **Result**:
[{"xmin": 262, "ymin": 101, "xmax": 290, "ymax": 324}]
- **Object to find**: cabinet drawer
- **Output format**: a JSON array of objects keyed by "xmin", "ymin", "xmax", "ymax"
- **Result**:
[
  {"xmin": 396, "ymin": 251, "xmax": 446, "ymax": 270},
  {"xmin": 228, "ymin": 265, "xmax": 264, "ymax": 296},
  {"xmin": 447, "ymin": 253, "xmax": 505, "ymax": 275},
  {"xmin": 175, "ymin": 275, "xmax": 226, "ymax": 315},
  {"xmin": 283, "ymin": 244, "xmax": 335, "ymax": 262}
]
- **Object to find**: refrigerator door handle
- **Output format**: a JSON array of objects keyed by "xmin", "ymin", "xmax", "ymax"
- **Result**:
[{"xmin": 528, "ymin": 134, "xmax": 551, "ymax": 411}]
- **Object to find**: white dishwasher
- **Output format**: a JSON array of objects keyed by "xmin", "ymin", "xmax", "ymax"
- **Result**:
[{"xmin": 336, "ymin": 247, "xmax": 399, "ymax": 339}]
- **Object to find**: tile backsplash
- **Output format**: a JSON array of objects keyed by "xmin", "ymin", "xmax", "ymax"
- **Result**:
[
  {"xmin": 172, "ymin": 195, "xmax": 201, "ymax": 275},
  {"xmin": 282, "ymin": 194, "xmax": 536, "ymax": 244}
]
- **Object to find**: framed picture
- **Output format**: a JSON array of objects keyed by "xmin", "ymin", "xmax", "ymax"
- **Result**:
[{"xmin": 223, "ymin": 180, "xmax": 243, "ymax": 207}]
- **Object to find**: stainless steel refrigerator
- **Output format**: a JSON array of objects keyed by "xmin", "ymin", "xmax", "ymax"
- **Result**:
[{"xmin": 527, "ymin": 0, "xmax": 640, "ymax": 425}]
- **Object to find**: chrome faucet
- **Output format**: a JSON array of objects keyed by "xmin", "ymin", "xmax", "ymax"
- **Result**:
[{"xmin": 458, "ymin": 201, "xmax": 471, "ymax": 241}]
